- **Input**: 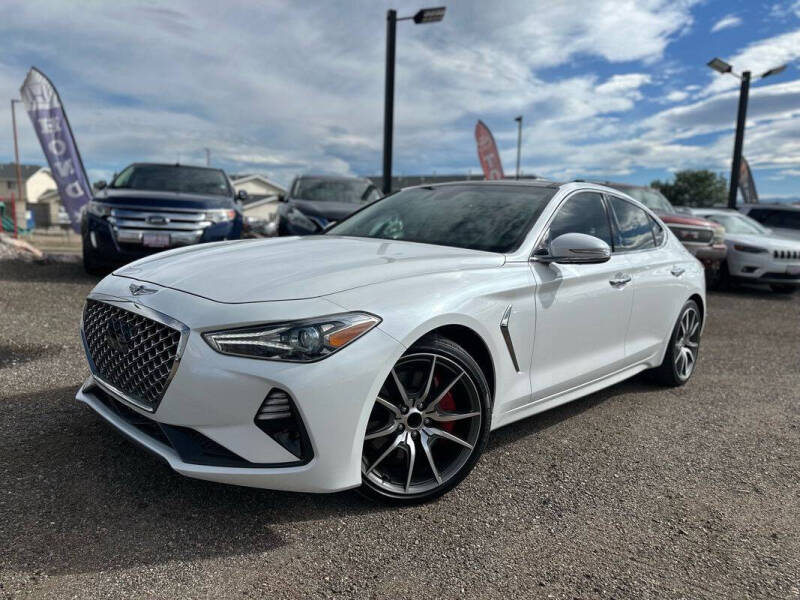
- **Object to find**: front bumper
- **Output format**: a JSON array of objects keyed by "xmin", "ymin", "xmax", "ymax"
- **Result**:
[
  {"xmin": 727, "ymin": 251, "xmax": 800, "ymax": 286},
  {"xmin": 76, "ymin": 276, "xmax": 405, "ymax": 492},
  {"xmin": 83, "ymin": 213, "xmax": 242, "ymax": 265}
]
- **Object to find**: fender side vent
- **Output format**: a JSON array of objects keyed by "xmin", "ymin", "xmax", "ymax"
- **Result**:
[{"xmin": 255, "ymin": 389, "xmax": 313, "ymax": 462}]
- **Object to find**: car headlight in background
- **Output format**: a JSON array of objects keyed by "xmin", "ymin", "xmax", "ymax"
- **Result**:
[
  {"xmin": 206, "ymin": 209, "xmax": 236, "ymax": 223},
  {"xmin": 712, "ymin": 225, "xmax": 726, "ymax": 245},
  {"xmin": 87, "ymin": 200, "xmax": 112, "ymax": 218},
  {"xmin": 733, "ymin": 244, "xmax": 768, "ymax": 254},
  {"xmin": 203, "ymin": 312, "xmax": 381, "ymax": 362}
]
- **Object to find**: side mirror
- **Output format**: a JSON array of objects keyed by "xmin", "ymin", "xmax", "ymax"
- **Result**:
[
  {"xmin": 95, "ymin": 180, "xmax": 107, "ymax": 190},
  {"xmin": 533, "ymin": 232, "xmax": 611, "ymax": 264},
  {"xmin": 237, "ymin": 189, "xmax": 248, "ymax": 201}
]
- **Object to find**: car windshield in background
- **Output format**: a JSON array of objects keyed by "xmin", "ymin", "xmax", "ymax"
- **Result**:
[
  {"xmin": 703, "ymin": 213, "xmax": 769, "ymax": 235},
  {"xmin": 327, "ymin": 185, "xmax": 556, "ymax": 253},
  {"xmin": 111, "ymin": 165, "xmax": 231, "ymax": 196},
  {"xmin": 623, "ymin": 188, "xmax": 674, "ymax": 213},
  {"xmin": 293, "ymin": 179, "xmax": 375, "ymax": 203}
]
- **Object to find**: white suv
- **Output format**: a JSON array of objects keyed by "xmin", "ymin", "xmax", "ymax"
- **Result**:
[{"xmin": 692, "ymin": 208, "xmax": 800, "ymax": 293}]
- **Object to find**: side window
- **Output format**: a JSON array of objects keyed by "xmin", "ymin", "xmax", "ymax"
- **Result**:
[
  {"xmin": 764, "ymin": 210, "xmax": 800, "ymax": 230},
  {"xmin": 547, "ymin": 192, "xmax": 612, "ymax": 246},
  {"xmin": 747, "ymin": 208, "xmax": 770, "ymax": 224},
  {"xmin": 650, "ymin": 216, "xmax": 665, "ymax": 246},
  {"xmin": 609, "ymin": 196, "xmax": 656, "ymax": 250}
]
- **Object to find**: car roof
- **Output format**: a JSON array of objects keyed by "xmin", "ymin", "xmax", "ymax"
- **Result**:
[
  {"xmin": 295, "ymin": 174, "xmax": 373, "ymax": 182},
  {"xmin": 691, "ymin": 207, "xmax": 740, "ymax": 216},
  {"xmin": 403, "ymin": 179, "xmax": 561, "ymax": 191},
  {"xmin": 741, "ymin": 203, "xmax": 800, "ymax": 211},
  {"xmin": 127, "ymin": 162, "xmax": 224, "ymax": 171}
]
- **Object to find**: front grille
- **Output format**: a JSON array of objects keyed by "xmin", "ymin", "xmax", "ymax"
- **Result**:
[
  {"xmin": 82, "ymin": 300, "xmax": 182, "ymax": 410},
  {"xmin": 668, "ymin": 225, "xmax": 714, "ymax": 244},
  {"xmin": 773, "ymin": 249, "xmax": 800, "ymax": 260}
]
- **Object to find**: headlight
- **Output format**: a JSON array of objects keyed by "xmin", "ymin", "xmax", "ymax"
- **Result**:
[
  {"xmin": 206, "ymin": 209, "xmax": 236, "ymax": 223},
  {"xmin": 669, "ymin": 226, "xmax": 705, "ymax": 242},
  {"xmin": 733, "ymin": 244, "xmax": 767, "ymax": 254},
  {"xmin": 87, "ymin": 200, "xmax": 111, "ymax": 218},
  {"xmin": 203, "ymin": 312, "xmax": 381, "ymax": 362},
  {"xmin": 712, "ymin": 225, "xmax": 726, "ymax": 245}
]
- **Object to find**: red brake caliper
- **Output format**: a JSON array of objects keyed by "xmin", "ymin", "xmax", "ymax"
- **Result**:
[{"xmin": 433, "ymin": 376, "xmax": 457, "ymax": 433}]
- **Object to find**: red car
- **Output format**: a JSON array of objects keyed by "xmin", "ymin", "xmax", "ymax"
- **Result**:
[{"xmin": 602, "ymin": 182, "xmax": 727, "ymax": 280}]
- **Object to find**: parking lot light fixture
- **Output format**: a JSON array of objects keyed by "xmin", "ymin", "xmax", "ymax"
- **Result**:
[
  {"xmin": 411, "ymin": 7, "xmax": 446, "ymax": 23},
  {"xmin": 382, "ymin": 6, "xmax": 446, "ymax": 195},
  {"xmin": 761, "ymin": 64, "xmax": 787, "ymax": 79},
  {"xmin": 707, "ymin": 58, "xmax": 787, "ymax": 208},
  {"xmin": 707, "ymin": 57, "xmax": 733, "ymax": 75}
]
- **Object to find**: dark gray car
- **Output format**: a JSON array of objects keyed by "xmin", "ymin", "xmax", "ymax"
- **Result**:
[{"xmin": 277, "ymin": 175, "xmax": 381, "ymax": 236}]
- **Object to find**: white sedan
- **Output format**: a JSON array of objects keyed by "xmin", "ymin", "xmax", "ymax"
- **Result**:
[
  {"xmin": 77, "ymin": 181, "xmax": 705, "ymax": 503},
  {"xmin": 691, "ymin": 208, "xmax": 800, "ymax": 293}
]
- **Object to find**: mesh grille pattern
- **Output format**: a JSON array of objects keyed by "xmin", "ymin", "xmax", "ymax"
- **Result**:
[{"xmin": 83, "ymin": 299, "xmax": 182, "ymax": 409}]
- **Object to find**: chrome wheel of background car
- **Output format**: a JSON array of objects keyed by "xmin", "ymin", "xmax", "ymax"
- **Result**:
[
  {"xmin": 673, "ymin": 306, "xmax": 700, "ymax": 381},
  {"xmin": 362, "ymin": 352, "xmax": 483, "ymax": 498}
]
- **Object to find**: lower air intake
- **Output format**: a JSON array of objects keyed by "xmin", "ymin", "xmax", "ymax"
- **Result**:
[{"xmin": 255, "ymin": 389, "xmax": 313, "ymax": 462}]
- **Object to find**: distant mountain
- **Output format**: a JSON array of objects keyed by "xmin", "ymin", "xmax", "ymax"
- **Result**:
[{"xmin": 760, "ymin": 197, "xmax": 800, "ymax": 205}]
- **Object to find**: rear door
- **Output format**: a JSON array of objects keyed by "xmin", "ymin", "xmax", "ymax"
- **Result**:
[
  {"xmin": 606, "ymin": 195, "xmax": 685, "ymax": 362},
  {"xmin": 529, "ymin": 191, "xmax": 633, "ymax": 400}
]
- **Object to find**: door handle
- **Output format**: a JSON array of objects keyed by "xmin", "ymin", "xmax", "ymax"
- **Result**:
[
  {"xmin": 609, "ymin": 273, "xmax": 632, "ymax": 287},
  {"xmin": 671, "ymin": 266, "xmax": 685, "ymax": 277}
]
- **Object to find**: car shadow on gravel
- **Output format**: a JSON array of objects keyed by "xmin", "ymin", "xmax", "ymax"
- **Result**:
[
  {"xmin": 0, "ymin": 259, "xmax": 100, "ymax": 284},
  {"xmin": 487, "ymin": 377, "xmax": 653, "ymax": 452},
  {"xmin": 0, "ymin": 385, "xmax": 387, "ymax": 577}
]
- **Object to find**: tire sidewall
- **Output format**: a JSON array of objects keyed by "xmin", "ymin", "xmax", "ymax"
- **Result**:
[{"xmin": 359, "ymin": 335, "xmax": 492, "ymax": 504}]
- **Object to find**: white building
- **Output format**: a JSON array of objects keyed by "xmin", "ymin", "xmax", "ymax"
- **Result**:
[{"xmin": 0, "ymin": 164, "xmax": 56, "ymax": 230}]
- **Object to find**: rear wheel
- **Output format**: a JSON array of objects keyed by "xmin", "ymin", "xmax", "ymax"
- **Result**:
[
  {"xmin": 769, "ymin": 284, "xmax": 796, "ymax": 294},
  {"xmin": 650, "ymin": 300, "xmax": 701, "ymax": 387},
  {"xmin": 359, "ymin": 336, "xmax": 491, "ymax": 503}
]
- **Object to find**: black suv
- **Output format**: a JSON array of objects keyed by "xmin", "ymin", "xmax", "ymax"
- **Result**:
[
  {"xmin": 277, "ymin": 175, "xmax": 381, "ymax": 236},
  {"xmin": 82, "ymin": 163, "xmax": 243, "ymax": 274},
  {"xmin": 740, "ymin": 204, "xmax": 800, "ymax": 241}
]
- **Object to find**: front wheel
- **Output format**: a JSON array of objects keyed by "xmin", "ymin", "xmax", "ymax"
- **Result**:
[
  {"xmin": 360, "ymin": 336, "xmax": 491, "ymax": 503},
  {"xmin": 650, "ymin": 300, "xmax": 702, "ymax": 387}
]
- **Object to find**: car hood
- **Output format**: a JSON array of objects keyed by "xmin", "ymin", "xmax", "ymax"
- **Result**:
[
  {"xmin": 725, "ymin": 232, "xmax": 800, "ymax": 251},
  {"xmin": 289, "ymin": 198, "xmax": 362, "ymax": 221},
  {"xmin": 657, "ymin": 212, "xmax": 717, "ymax": 228},
  {"xmin": 113, "ymin": 236, "xmax": 505, "ymax": 302},
  {"xmin": 96, "ymin": 188, "xmax": 236, "ymax": 210}
]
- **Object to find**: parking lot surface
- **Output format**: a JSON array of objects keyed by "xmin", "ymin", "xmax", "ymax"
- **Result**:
[{"xmin": 1, "ymin": 259, "xmax": 798, "ymax": 599}]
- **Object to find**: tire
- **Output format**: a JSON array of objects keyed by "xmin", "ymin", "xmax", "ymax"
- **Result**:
[
  {"xmin": 650, "ymin": 300, "xmax": 702, "ymax": 387},
  {"xmin": 769, "ymin": 284, "xmax": 796, "ymax": 294},
  {"xmin": 82, "ymin": 238, "xmax": 107, "ymax": 276},
  {"xmin": 359, "ymin": 335, "xmax": 491, "ymax": 504}
]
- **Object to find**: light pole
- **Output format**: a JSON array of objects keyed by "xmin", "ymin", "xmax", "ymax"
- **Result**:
[
  {"xmin": 382, "ymin": 6, "xmax": 446, "ymax": 195},
  {"xmin": 707, "ymin": 58, "xmax": 787, "ymax": 208},
  {"xmin": 10, "ymin": 99, "xmax": 24, "ymax": 237},
  {"xmin": 514, "ymin": 115, "xmax": 522, "ymax": 180}
]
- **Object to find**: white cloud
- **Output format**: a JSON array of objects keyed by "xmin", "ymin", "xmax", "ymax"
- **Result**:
[
  {"xmin": 666, "ymin": 90, "xmax": 689, "ymax": 102},
  {"xmin": 710, "ymin": 14, "xmax": 742, "ymax": 33}
]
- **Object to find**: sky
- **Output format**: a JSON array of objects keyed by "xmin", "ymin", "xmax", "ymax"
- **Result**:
[{"xmin": 1, "ymin": 0, "xmax": 799, "ymax": 200}]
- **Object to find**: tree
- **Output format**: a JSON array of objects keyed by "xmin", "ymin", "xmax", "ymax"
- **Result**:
[{"xmin": 651, "ymin": 170, "xmax": 728, "ymax": 207}]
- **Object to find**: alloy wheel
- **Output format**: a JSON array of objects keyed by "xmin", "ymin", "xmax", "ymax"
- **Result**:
[
  {"xmin": 674, "ymin": 306, "xmax": 700, "ymax": 380},
  {"xmin": 361, "ymin": 352, "xmax": 483, "ymax": 498}
]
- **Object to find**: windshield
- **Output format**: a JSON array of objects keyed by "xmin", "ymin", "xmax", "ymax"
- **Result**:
[
  {"xmin": 111, "ymin": 165, "xmax": 232, "ymax": 196},
  {"xmin": 326, "ymin": 184, "xmax": 556, "ymax": 253},
  {"xmin": 292, "ymin": 179, "xmax": 376, "ymax": 203},
  {"xmin": 623, "ymin": 188, "xmax": 674, "ymax": 213},
  {"xmin": 702, "ymin": 213, "xmax": 770, "ymax": 235}
]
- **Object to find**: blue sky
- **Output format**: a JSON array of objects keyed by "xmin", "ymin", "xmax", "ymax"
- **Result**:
[{"xmin": 1, "ymin": 0, "xmax": 799, "ymax": 199}]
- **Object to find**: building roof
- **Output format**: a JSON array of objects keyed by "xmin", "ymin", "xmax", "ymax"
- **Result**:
[
  {"xmin": 229, "ymin": 173, "xmax": 286, "ymax": 192},
  {"xmin": 0, "ymin": 163, "xmax": 43, "ymax": 180}
]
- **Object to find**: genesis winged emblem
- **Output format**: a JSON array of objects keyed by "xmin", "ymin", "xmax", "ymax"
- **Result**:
[{"xmin": 129, "ymin": 283, "xmax": 158, "ymax": 297}]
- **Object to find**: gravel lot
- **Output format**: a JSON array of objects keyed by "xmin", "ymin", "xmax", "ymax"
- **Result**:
[{"xmin": 1, "ymin": 259, "xmax": 798, "ymax": 599}]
